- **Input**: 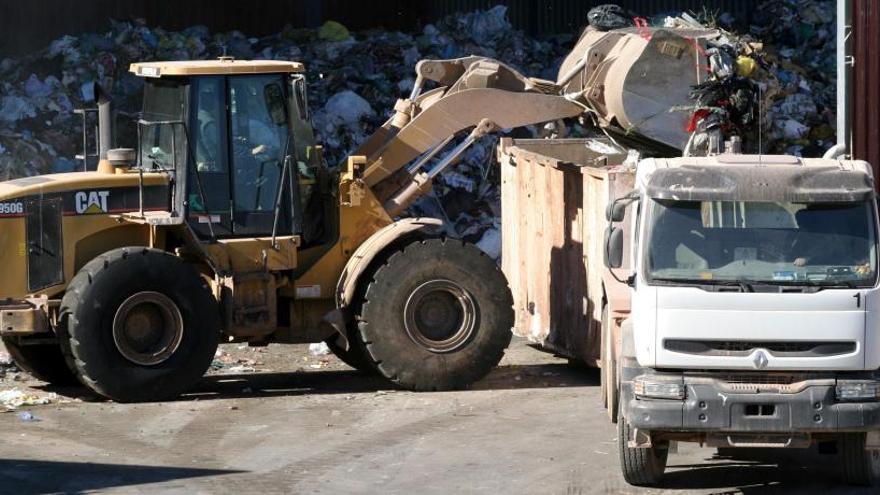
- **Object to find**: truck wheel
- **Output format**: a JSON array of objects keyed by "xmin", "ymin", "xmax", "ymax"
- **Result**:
[
  {"xmin": 618, "ymin": 410, "xmax": 667, "ymax": 486},
  {"xmin": 60, "ymin": 247, "xmax": 220, "ymax": 402},
  {"xmin": 2, "ymin": 337, "xmax": 79, "ymax": 385},
  {"xmin": 840, "ymin": 433, "xmax": 880, "ymax": 486},
  {"xmin": 356, "ymin": 238, "xmax": 513, "ymax": 391},
  {"xmin": 601, "ymin": 304, "xmax": 619, "ymax": 423}
]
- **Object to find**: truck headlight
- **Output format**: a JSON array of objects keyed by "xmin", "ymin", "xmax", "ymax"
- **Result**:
[
  {"xmin": 633, "ymin": 377, "xmax": 686, "ymax": 400},
  {"xmin": 836, "ymin": 380, "xmax": 880, "ymax": 402}
]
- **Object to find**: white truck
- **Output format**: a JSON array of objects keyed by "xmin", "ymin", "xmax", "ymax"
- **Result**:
[{"xmin": 604, "ymin": 153, "xmax": 880, "ymax": 486}]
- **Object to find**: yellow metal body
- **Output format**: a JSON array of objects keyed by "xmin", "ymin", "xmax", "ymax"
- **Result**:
[
  {"xmin": 0, "ymin": 160, "xmax": 391, "ymax": 343},
  {"xmin": 0, "ymin": 54, "xmax": 590, "ymax": 342},
  {"xmin": 0, "ymin": 171, "xmax": 166, "ymax": 298}
]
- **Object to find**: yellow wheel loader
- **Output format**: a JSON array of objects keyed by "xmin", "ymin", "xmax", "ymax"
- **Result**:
[
  {"xmin": 0, "ymin": 23, "xmax": 720, "ymax": 401},
  {"xmin": 0, "ymin": 56, "xmax": 587, "ymax": 401}
]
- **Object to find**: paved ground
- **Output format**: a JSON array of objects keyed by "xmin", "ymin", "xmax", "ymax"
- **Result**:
[{"xmin": 0, "ymin": 339, "xmax": 873, "ymax": 494}]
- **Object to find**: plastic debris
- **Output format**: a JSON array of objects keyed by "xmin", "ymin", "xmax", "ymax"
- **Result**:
[
  {"xmin": 587, "ymin": 5, "xmax": 631, "ymax": 31},
  {"xmin": 318, "ymin": 21, "xmax": 351, "ymax": 42},
  {"xmin": 750, "ymin": 0, "xmax": 836, "ymax": 156},
  {"xmin": 476, "ymin": 226, "xmax": 502, "ymax": 260},
  {"xmin": 309, "ymin": 342, "xmax": 331, "ymax": 356},
  {"xmin": 18, "ymin": 411, "xmax": 38, "ymax": 422},
  {"xmin": 0, "ymin": 4, "xmax": 835, "ymax": 254},
  {"xmin": 0, "ymin": 388, "xmax": 58, "ymax": 410}
]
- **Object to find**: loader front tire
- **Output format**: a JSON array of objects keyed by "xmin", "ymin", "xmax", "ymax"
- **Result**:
[
  {"xmin": 60, "ymin": 247, "xmax": 220, "ymax": 402},
  {"xmin": 325, "ymin": 334, "xmax": 376, "ymax": 374},
  {"xmin": 2, "ymin": 337, "xmax": 79, "ymax": 385},
  {"xmin": 356, "ymin": 238, "xmax": 513, "ymax": 391}
]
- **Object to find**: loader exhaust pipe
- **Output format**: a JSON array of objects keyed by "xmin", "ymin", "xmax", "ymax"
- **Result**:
[{"xmin": 95, "ymin": 83, "xmax": 113, "ymax": 160}]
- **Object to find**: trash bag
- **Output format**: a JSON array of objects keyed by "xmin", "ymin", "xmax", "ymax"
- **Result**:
[{"xmin": 587, "ymin": 4, "xmax": 631, "ymax": 31}]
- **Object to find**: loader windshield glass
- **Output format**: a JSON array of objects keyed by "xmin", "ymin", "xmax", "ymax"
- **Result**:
[
  {"xmin": 140, "ymin": 80, "xmax": 186, "ymax": 170},
  {"xmin": 645, "ymin": 199, "xmax": 878, "ymax": 287}
]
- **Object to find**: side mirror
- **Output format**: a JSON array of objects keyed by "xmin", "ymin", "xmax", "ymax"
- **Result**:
[
  {"xmin": 604, "ymin": 226, "xmax": 624, "ymax": 269},
  {"xmin": 291, "ymin": 75, "xmax": 310, "ymax": 121},
  {"xmin": 605, "ymin": 201, "xmax": 628, "ymax": 222}
]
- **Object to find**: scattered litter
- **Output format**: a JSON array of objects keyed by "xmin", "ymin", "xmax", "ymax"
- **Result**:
[
  {"xmin": 18, "ymin": 411, "xmax": 38, "ymax": 422},
  {"xmin": 584, "ymin": 139, "xmax": 621, "ymax": 155},
  {"xmin": 309, "ymin": 342, "xmax": 331, "ymax": 356},
  {"xmin": 1, "ymin": 388, "xmax": 58, "ymax": 410},
  {"xmin": 211, "ymin": 350, "xmax": 261, "ymax": 373},
  {"xmin": 476, "ymin": 226, "xmax": 502, "ymax": 260}
]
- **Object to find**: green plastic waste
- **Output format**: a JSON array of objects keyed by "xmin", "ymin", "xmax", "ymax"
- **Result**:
[{"xmin": 318, "ymin": 21, "xmax": 350, "ymax": 42}]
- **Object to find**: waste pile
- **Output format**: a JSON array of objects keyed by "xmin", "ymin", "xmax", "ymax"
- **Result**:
[
  {"xmin": 0, "ymin": 3, "xmax": 835, "ymax": 254},
  {"xmin": 748, "ymin": 0, "xmax": 836, "ymax": 156}
]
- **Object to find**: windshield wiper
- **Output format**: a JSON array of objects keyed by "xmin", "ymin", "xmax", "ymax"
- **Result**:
[
  {"xmin": 764, "ymin": 279, "xmax": 859, "ymax": 289},
  {"xmin": 651, "ymin": 277, "xmax": 754, "ymax": 292}
]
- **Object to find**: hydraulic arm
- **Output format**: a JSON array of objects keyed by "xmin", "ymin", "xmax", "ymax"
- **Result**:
[{"xmin": 353, "ymin": 57, "xmax": 584, "ymax": 216}]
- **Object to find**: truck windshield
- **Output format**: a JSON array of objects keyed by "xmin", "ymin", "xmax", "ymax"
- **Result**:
[{"xmin": 645, "ymin": 199, "xmax": 878, "ymax": 287}]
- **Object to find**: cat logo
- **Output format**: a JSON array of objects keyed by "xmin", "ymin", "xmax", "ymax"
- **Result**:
[{"xmin": 75, "ymin": 190, "xmax": 110, "ymax": 215}]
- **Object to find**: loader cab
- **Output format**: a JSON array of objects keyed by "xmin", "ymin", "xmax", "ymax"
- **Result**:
[{"xmin": 131, "ymin": 60, "xmax": 327, "ymax": 244}]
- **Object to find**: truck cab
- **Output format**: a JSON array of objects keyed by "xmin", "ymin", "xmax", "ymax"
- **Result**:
[{"xmin": 605, "ymin": 154, "xmax": 880, "ymax": 486}]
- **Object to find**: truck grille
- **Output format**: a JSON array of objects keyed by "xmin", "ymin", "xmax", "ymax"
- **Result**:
[{"xmin": 664, "ymin": 339, "xmax": 856, "ymax": 357}]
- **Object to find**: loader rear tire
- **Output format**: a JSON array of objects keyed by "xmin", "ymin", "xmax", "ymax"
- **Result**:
[
  {"xmin": 2, "ymin": 337, "xmax": 79, "ymax": 385},
  {"xmin": 60, "ymin": 247, "xmax": 220, "ymax": 402},
  {"xmin": 356, "ymin": 238, "xmax": 513, "ymax": 391}
]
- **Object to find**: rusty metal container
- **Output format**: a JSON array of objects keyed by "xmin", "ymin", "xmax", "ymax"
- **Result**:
[{"xmin": 498, "ymin": 138, "xmax": 634, "ymax": 365}]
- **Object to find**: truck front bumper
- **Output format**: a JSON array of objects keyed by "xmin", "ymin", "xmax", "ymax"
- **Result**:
[
  {"xmin": 0, "ymin": 298, "xmax": 53, "ymax": 336},
  {"xmin": 622, "ymin": 365, "xmax": 880, "ymax": 434}
]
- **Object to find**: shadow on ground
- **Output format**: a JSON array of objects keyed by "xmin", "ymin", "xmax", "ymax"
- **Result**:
[
  {"xmin": 32, "ymin": 362, "xmax": 600, "ymax": 402},
  {"xmin": 0, "ymin": 459, "xmax": 242, "ymax": 495},
  {"xmin": 656, "ymin": 447, "xmax": 876, "ymax": 494}
]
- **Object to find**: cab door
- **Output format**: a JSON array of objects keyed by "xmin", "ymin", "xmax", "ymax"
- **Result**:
[
  {"xmin": 191, "ymin": 74, "xmax": 301, "ymax": 337},
  {"xmin": 189, "ymin": 74, "xmax": 300, "ymax": 272}
]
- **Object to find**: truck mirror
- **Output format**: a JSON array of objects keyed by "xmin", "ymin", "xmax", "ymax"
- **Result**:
[
  {"xmin": 605, "ymin": 201, "xmax": 627, "ymax": 223},
  {"xmin": 604, "ymin": 226, "xmax": 624, "ymax": 269}
]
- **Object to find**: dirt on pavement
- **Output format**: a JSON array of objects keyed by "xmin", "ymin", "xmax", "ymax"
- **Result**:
[{"xmin": 0, "ymin": 339, "xmax": 873, "ymax": 494}]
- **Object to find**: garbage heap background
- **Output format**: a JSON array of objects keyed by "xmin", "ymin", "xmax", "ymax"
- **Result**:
[{"xmin": 0, "ymin": 1, "xmax": 836, "ymax": 258}]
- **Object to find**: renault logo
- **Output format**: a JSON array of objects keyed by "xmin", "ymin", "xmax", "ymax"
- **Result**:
[{"xmin": 753, "ymin": 350, "xmax": 769, "ymax": 370}]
